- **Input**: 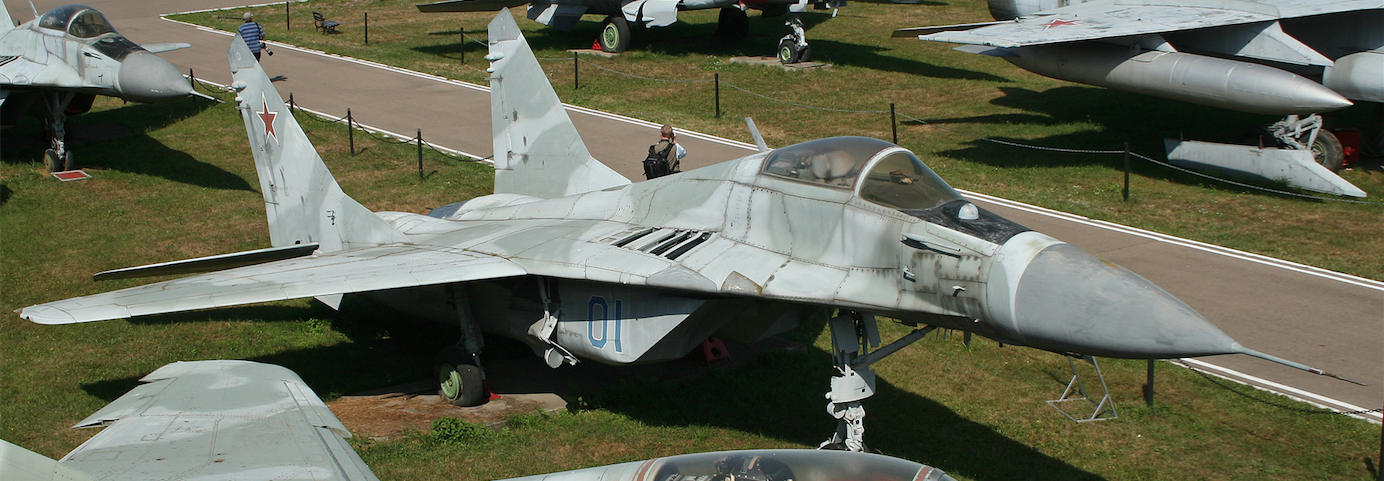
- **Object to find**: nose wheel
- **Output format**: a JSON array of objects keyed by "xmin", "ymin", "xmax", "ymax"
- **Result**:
[
  {"xmin": 437, "ymin": 346, "xmax": 486, "ymax": 407},
  {"xmin": 777, "ymin": 16, "xmax": 811, "ymax": 64},
  {"xmin": 819, "ymin": 311, "xmax": 935, "ymax": 452}
]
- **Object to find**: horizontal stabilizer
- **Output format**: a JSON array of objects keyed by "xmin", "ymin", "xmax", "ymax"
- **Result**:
[
  {"xmin": 0, "ymin": 440, "xmax": 95, "ymax": 481},
  {"xmin": 60, "ymin": 360, "xmax": 379, "ymax": 480},
  {"xmin": 417, "ymin": 0, "xmax": 530, "ymax": 12},
  {"xmin": 891, "ymin": 21, "xmax": 1010, "ymax": 37},
  {"xmin": 142, "ymin": 42, "xmax": 192, "ymax": 54},
  {"xmin": 21, "ymin": 244, "xmax": 526, "ymax": 325},
  {"xmin": 94, "ymin": 243, "xmax": 320, "ymax": 281}
]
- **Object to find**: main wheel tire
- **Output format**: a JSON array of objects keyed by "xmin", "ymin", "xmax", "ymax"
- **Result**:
[
  {"xmin": 1309, "ymin": 129, "xmax": 1344, "ymax": 172},
  {"xmin": 778, "ymin": 38, "xmax": 800, "ymax": 64},
  {"xmin": 599, "ymin": 16, "xmax": 631, "ymax": 53},
  {"xmin": 436, "ymin": 347, "xmax": 485, "ymax": 407},
  {"xmin": 62, "ymin": 151, "xmax": 76, "ymax": 171},
  {"xmin": 44, "ymin": 149, "xmax": 63, "ymax": 172},
  {"xmin": 716, "ymin": 7, "xmax": 749, "ymax": 41},
  {"xmin": 798, "ymin": 43, "xmax": 812, "ymax": 63}
]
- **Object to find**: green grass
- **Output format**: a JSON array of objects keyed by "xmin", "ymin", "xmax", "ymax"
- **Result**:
[
  {"xmin": 173, "ymin": 0, "xmax": 1384, "ymax": 281},
  {"xmin": 0, "ymin": 3, "xmax": 1380, "ymax": 480}
]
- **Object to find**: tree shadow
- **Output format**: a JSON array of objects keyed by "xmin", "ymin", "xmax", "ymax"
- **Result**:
[{"xmin": 0, "ymin": 99, "xmax": 255, "ymax": 192}]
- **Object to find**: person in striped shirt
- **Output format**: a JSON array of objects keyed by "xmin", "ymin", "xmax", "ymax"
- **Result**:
[{"xmin": 239, "ymin": 12, "xmax": 267, "ymax": 61}]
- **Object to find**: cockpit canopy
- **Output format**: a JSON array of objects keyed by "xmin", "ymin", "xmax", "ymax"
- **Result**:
[
  {"xmin": 38, "ymin": 5, "xmax": 116, "ymax": 38},
  {"xmin": 640, "ymin": 449, "xmax": 949, "ymax": 481},
  {"xmin": 761, "ymin": 136, "xmax": 962, "ymax": 211}
]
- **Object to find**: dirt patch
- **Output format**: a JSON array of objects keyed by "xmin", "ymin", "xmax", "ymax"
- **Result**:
[{"xmin": 328, "ymin": 380, "xmax": 563, "ymax": 440}]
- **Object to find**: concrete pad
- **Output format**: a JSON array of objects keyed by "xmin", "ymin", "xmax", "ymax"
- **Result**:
[
  {"xmin": 728, "ymin": 56, "xmax": 832, "ymax": 71},
  {"xmin": 568, "ymin": 48, "xmax": 618, "ymax": 59}
]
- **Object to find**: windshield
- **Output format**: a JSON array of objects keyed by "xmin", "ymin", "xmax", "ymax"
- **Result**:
[
  {"xmin": 762, "ymin": 137, "xmax": 897, "ymax": 188},
  {"xmin": 38, "ymin": 5, "xmax": 114, "ymax": 37},
  {"xmin": 857, "ymin": 150, "xmax": 962, "ymax": 211}
]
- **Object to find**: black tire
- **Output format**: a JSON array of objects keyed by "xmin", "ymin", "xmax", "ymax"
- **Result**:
[
  {"xmin": 716, "ymin": 7, "xmax": 749, "ymax": 41},
  {"xmin": 777, "ymin": 38, "xmax": 800, "ymax": 64},
  {"xmin": 798, "ymin": 43, "xmax": 812, "ymax": 63},
  {"xmin": 1309, "ymin": 129, "xmax": 1344, "ymax": 172},
  {"xmin": 599, "ymin": 16, "xmax": 631, "ymax": 53},
  {"xmin": 436, "ymin": 347, "xmax": 486, "ymax": 407},
  {"xmin": 44, "ymin": 149, "xmax": 63, "ymax": 172},
  {"xmin": 63, "ymin": 151, "xmax": 76, "ymax": 171}
]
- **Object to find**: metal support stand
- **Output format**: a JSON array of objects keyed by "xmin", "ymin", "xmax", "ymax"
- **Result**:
[
  {"xmin": 1046, "ymin": 355, "xmax": 1118, "ymax": 423},
  {"xmin": 1122, "ymin": 142, "xmax": 1130, "ymax": 201}
]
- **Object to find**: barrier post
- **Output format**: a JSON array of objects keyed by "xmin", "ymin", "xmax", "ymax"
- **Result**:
[
  {"xmin": 286, "ymin": 2, "xmax": 290, "ymax": 30},
  {"xmin": 714, "ymin": 73, "xmax": 721, "ymax": 118},
  {"xmin": 1123, "ymin": 142, "xmax": 1131, "ymax": 201},
  {"xmin": 417, "ymin": 129, "xmax": 424, "ymax": 181},
  {"xmin": 459, "ymin": 28, "xmax": 464, "ymax": 63},
  {"xmin": 364, "ymin": 12, "xmax": 369, "ymax": 44},
  {"xmin": 890, "ymin": 103, "xmax": 898, "ymax": 145},
  {"xmin": 347, "ymin": 109, "xmax": 354, "ymax": 156},
  {"xmin": 1143, "ymin": 359, "xmax": 1155, "ymax": 408},
  {"xmin": 573, "ymin": 52, "xmax": 579, "ymax": 89}
]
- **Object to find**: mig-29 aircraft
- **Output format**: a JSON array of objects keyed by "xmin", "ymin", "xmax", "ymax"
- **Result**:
[
  {"xmin": 0, "ymin": 359, "xmax": 953, "ymax": 481},
  {"xmin": 894, "ymin": 0, "xmax": 1384, "ymax": 198},
  {"xmin": 418, "ymin": 0, "xmax": 834, "ymax": 62},
  {"xmin": 19, "ymin": 10, "xmax": 1355, "ymax": 452},
  {"xmin": 0, "ymin": 1, "xmax": 198, "ymax": 172}
]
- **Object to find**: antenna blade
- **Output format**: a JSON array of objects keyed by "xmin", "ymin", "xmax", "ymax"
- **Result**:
[{"xmin": 745, "ymin": 117, "xmax": 769, "ymax": 152}]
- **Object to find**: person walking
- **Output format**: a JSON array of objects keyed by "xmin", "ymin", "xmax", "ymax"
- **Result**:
[{"xmin": 239, "ymin": 12, "xmax": 269, "ymax": 61}]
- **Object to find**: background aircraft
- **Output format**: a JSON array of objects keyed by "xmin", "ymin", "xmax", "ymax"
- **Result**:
[
  {"xmin": 0, "ymin": 1, "xmax": 197, "ymax": 172},
  {"xmin": 417, "ymin": 0, "xmax": 837, "ymax": 61},
  {"xmin": 19, "ymin": 11, "xmax": 1353, "ymax": 452},
  {"xmin": 895, "ymin": 0, "xmax": 1383, "ymax": 197},
  {"xmin": 0, "ymin": 360, "xmax": 953, "ymax": 481}
]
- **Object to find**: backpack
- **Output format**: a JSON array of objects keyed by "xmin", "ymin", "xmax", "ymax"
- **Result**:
[{"xmin": 643, "ymin": 140, "xmax": 676, "ymax": 179}]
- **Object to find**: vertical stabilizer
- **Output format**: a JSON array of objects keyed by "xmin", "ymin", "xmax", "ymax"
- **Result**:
[
  {"xmin": 487, "ymin": 9, "xmax": 630, "ymax": 198},
  {"xmin": 0, "ymin": 0, "xmax": 14, "ymax": 32},
  {"xmin": 227, "ymin": 36, "xmax": 408, "ymax": 252}
]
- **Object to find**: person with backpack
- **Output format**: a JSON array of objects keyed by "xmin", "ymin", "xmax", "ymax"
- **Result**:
[{"xmin": 644, "ymin": 124, "xmax": 687, "ymax": 179}]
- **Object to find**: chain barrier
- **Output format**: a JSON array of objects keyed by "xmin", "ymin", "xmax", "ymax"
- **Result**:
[
  {"xmin": 1193, "ymin": 368, "xmax": 1383, "ymax": 417},
  {"xmin": 365, "ymin": 18, "xmax": 445, "ymax": 40},
  {"xmin": 574, "ymin": 58, "xmax": 715, "ymax": 83},
  {"xmin": 721, "ymin": 80, "xmax": 888, "ymax": 114},
  {"xmin": 419, "ymin": 138, "xmax": 478, "ymax": 162},
  {"xmin": 1130, "ymin": 151, "xmax": 1384, "ymax": 205}
]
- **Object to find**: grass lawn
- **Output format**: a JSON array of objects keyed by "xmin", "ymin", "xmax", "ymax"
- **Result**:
[{"xmin": 0, "ymin": 2, "xmax": 1379, "ymax": 480}]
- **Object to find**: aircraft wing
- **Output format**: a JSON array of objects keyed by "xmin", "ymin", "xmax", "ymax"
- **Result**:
[
  {"xmin": 31, "ymin": 360, "xmax": 376, "ymax": 480},
  {"xmin": 903, "ymin": 0, "xmax": 1384, "ymax": 49},
  {"xmin": 0, "ymin": 54, "xmax": 91, "ymax": 89},
  {"xmin": 20, "ymin": 244, "xmax": 527, "ymax": 325},
  {"xmin": 141, "ymin": 42, "xmax": 192, "ymax": 53},
  {"xmin": 417, "ymin": 0, "xmax": 532, "ymax": 12}
]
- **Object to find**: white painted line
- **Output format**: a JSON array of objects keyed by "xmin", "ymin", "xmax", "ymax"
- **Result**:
[{"xmin": 1176, "ymin": 358, "xmax": 1381, "ymax": 423}]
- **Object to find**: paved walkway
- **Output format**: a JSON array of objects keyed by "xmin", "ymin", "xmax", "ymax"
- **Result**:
[{"xmin": 32, "ymin": 1, "xmax": 1384, "ymax": 420}]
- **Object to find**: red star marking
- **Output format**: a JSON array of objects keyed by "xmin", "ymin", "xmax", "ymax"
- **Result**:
[
  {"xmin": 1039, "ymin": 18, "xmax": 1080, "ymax": 29},
  {"xmin": 256, "ymin": 95, "xmax": 278, "ymax": 144}
]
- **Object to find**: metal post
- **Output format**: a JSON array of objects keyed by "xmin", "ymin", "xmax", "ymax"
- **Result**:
[
  {"xmin": 364, "ymin": 12, "xmax": 369, "ymax": 44},
  {"xmin": 347, "ymin": 109, "xmax": 354, "ymax": 156},
  {"xmin": 289, "ymin": 93, "xmax": 295, "ymax": 111},
  {"xmin": 1143, "ymin": 359, "xmax": 1155, "ymax": 408},
  {"xmin": 188, "ymin": 69, "xmax": 196, "ymax": 101},
  {"xmin": 459, "ymin": 28, "xmax": 464, "ymax": 63},
  {"xmin": 1122, "ymin": 142, "xmax": 1131, "ymax": 201},
  {"xmin": 573, "ymin": 52, "xmax": 579, "ymax": 89},
  {"xmin": 714, "ymin": 73, "xmax": 721, "ymax": 118},
  {"xmin": 286, "ymin": 2, "xmax": 290, "ymax": 30},
  {"xmin": 890, "ymin": 103, "xmax": 898, "ymax": 145},
  {"xmin": 417, "ymin": 129, "xmax": 424, "ymax": 180}
]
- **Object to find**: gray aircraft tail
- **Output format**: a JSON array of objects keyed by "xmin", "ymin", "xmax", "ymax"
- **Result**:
[
  {"xmin": 0, "ymin": 1, "xmax": 13, "ymax": 33},
  {"xmin": 228, "ymin": 36, "xmax": 408, "ymax": 252},
  {"xmin": 487, "ymin": 9, "xmax": 630, "ymax": 199}
]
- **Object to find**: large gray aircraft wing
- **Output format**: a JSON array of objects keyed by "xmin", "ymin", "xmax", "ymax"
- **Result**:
[
  {"xmin": 905, "ymin": 0, "xmax": 1383, "ymax": 49},
  {"xmin": 1, "ymin": 360, "xmax": 378, "ymax": 481},
  {"xmin": 416, "ymin": 0, "xmax": 531, "ymax": 12},
  {"xmin": 20, "ymin": 244, "xmax": 527, "ymax": 325}
]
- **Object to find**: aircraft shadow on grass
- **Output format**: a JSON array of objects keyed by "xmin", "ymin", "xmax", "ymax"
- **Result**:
[
  {"xmin": 84, "ymin": 298, "xmax": 1104, "ymax": 481},
  {"xmin": 0, "ymin": 100, "xmax": 254, "ymax": 192}
]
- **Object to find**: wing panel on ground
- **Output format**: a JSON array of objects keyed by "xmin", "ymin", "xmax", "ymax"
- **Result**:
[
  {"xmin": 19, "ymin": 244, "xmax": 527, "ymax": 324},
  {"xmin": 58, "ymin": 360, "xmax": 377, "ymax": 481},
  {"xmin": 917, "ymin": 3, "xmax": 1281, "ymax": 47}
]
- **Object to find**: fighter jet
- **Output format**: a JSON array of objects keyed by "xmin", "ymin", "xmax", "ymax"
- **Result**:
[
  {"xmin": 894, "ymin": 0, "xmax": 1382, "ymax": 197},
  {"xmin": 418, "ymin": 0, "xmax": 835, "ymax": 62},
  {"xmin": 18, "ymin": 10, "xmax": 1355, "ymax": 451},
  {"xmin": 0, "ymin": 2, "xmax": 198, "ymax": 172},
  {"xmin": 0, "ymin": 359, "xmax": 953, "ymax": 481}
]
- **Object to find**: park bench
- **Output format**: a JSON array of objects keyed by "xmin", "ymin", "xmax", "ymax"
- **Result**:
[{"xmin": 313, "ymin": 12, "xmax": 340, "ymax": 34}]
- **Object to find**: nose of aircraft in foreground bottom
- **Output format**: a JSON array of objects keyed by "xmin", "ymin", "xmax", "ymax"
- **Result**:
[
  {"xmin": 1008, "ymin": 243, "xmax": 1239, "ymax": 359},
  {"xmin": 118, "ymin": 50, "xmax": 193, "ymax": 103}
]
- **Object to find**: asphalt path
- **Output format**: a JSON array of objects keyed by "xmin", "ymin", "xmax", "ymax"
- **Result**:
[{"xmin": 23, "ymin": 1, "xmax": 1384, "ymax": 421}]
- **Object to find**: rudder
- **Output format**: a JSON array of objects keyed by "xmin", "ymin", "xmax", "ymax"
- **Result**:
[
  {"xmin": 487, "ymin": 9, "xmax": 630, "ymax": 199},
  {"xmin": 227, "ymin": 36, "xmax": 408, "ymax": 252}
]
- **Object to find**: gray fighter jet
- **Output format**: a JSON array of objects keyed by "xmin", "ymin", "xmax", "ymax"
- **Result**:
[
  {"xmin": 418, "ymin": 0, "xmax": 834, "ymax": 62},
  {"xmin": 895, "ymin": 0, "xmax": 1383, "ymax": 197},
  {"xmin": 0, "ymin": 359, "xmax": 952, "ymax": 481},
  {"xmin": 19, "ymin": 10, "xmax": 1354, "ymax": 451},
  {"xmin": 0, "ymin": 2, "xmax": 197, "ymax": 171}
]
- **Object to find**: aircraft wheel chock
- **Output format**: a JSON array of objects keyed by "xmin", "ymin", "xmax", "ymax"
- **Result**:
[
  {"xmin": 436, "ymin": 347, "xmax": 485, "ymax": 407},
  {"xmin": 1309, "ymin": 129, "xmax": 1344, "ymax": 172},
  {"xmin": 599, "ymin": 16, "xmax": 631, "ymax": 53}
]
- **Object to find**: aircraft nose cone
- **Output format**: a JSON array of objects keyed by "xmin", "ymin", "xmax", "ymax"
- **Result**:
[
  {"xmin": 117, "ymin": 50, "xmax": 192, "ymax": 103},
  {"xmin": 1009, "ymin": 243, "xmax": 1238, "ymax": 358}
]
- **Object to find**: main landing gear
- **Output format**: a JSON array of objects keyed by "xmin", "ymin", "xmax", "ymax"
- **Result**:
[
  {"xmin": 1265, "ymin": 114, "xmax": 1344, "ymax": 172},
  {"xmin": 777, "ymin": 16, "xmax": 811, "ymax": 65},
  {"xmin": 436, "ymin": 285, "xmax": 489, "ymax": 406},
  {"xmin": 598, "ymin": 15, "xmax": 631, "ymax": 53},
  {"xmin": 819, "ymin": 311, "xmax": 935, "ymax": 452}
]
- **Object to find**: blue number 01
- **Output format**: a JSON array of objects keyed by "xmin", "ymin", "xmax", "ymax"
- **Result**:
[{"xmin": 587, "ymin": 296, "xmax": 622, "ymax": 353}]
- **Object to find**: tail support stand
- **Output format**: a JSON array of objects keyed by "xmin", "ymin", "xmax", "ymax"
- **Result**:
[{"xmin": 1046, "ymin": 354, "xmax": 1118, "ymax": 423}]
